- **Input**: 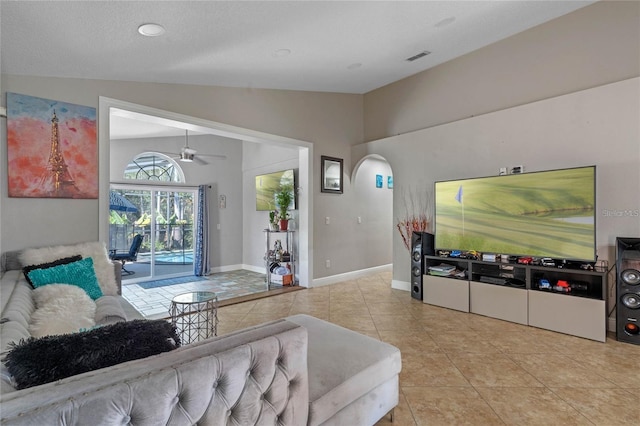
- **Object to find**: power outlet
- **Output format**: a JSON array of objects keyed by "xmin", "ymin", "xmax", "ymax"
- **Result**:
[
  {"xmin": 325, "ymin": 217, "xmax": 330, "ymax": 225},
  {"xmin": 510, "ymin": 165, "xmax": 524, "ymax": 174},
  {"xmin": 325, "ymin": 259, "xmax": 331, "ymax": 268},
  {"xmin": 499, "ymin": 167, "xmax": 507, "ymax": 176}
]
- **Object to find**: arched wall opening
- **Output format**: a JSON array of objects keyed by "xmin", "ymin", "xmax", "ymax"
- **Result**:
[{"xmin": 351, "ymin": 155, "xmax": 394, "ymax": 270}]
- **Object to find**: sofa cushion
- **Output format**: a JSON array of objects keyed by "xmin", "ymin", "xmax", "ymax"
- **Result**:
[
  {"xmin": 25, "ymin": 258, "xmax": 103, "ymax": 301},
  {"xmin": 94, "ymin": 295, "xmax": 128, "ymax": 325},
  {"xmin": 19, "ymin": 242, "xmax": 119, "ymax": 296},
  {"xmin": 22, "ymin": 255, "xmax": 82, "ymax": 287},
  {"xmin": 4, "ymin": 319, "xmax": 180, "ymax": 390},
  {"xmin": 29, "ymin": 284, "xmax": 96, "ymax": 338},
  {"xmin": 286, "ymin": 314, "xmax": 402, "ymax": 426}
]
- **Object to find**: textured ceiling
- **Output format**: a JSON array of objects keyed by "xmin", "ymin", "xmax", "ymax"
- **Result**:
[{"xmin": 1, "ymin": 0, "xmax": 594, "ymax": 95}]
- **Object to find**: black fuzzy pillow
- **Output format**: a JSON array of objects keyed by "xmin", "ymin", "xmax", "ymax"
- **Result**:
[
  {"xmin": 4, "ymin": 319, "xmax": 180, "ymax": 389},
  {"xmin": 22, "ymin": 255, "xmax": 83, "ymax": 287}
]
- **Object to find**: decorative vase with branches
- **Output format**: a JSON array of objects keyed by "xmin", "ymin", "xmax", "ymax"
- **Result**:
[{"xmin": 396, "ymin": 186, "xmax": 433, "ymax": 251}]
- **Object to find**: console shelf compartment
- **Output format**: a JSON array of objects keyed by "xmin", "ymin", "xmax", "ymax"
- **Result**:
[
  {"xmin": 528, "ymin": 290, "xmax": 606, "ymax": 342},
  {"xmin": 423, "ymin": 274, "xmax": 470, "ymax": 313},
  {"xmin": 470, "ymin": 281, "xmax": 528, "ymax": 325}
]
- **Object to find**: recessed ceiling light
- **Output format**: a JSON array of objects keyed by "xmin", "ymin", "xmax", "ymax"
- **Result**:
[
  {"xmin": 138, "ymin": 23, "xmax": 166, "ymax": 37},
  {"xmin": 273, "ymin": 49, "xmax": 291, "ymax": 57},
  {"xmin": 435, "ymin": 17, "xmax": 456, "ymax": 28},
  {"xmin": 347, "ymin": 63, "xmax": 362, "ymax": 70}
]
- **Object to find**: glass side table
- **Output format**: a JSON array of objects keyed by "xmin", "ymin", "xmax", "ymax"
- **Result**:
[{"xmin": 169, "ymin": 291, "xmax": 218, "ymax": 345}]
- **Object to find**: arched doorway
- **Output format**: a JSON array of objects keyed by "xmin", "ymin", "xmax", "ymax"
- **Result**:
[{"xmin": 351, "ymin": 155, "xmax": 394, "ymax": 270}]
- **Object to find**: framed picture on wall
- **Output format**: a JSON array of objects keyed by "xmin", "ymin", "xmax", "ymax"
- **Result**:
[
  {"xmin": 6, "ymin": 92, "xmax": 98, "ymax": 199},
  {"xmin": 376, "ymin": 174, "xmax": 383, "ymax": 188},
  {"xmin": 321, "ymin": 156, "xmax": 343, "ymax": 194}
]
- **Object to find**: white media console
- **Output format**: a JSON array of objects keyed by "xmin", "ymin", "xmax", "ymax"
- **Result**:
[{"xmin": 423, "ymin": 255, "xmax": 607, "ymax": 342}]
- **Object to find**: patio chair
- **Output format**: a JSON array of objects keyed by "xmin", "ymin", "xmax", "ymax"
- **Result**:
[{"xmin": 109, "ymin": 234, "xmax": 143, "ymax": 276}]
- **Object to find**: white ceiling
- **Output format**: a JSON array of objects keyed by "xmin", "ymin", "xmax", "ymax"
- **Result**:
[{"xmin": 1, "ymin": 0, "xmax": 595, "ymax": 138}]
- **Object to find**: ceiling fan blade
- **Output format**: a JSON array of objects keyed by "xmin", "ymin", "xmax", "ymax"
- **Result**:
[
  {"xmin": 200, "ymin": 154, "xmax": 227, "ymax": 160},
  {"xmin": 193, "ymin": 156, "xmax": 209, "ymax": 165},
  {"xmin": 157, "ymin": 151, "xmax": 180, "ymax": 158}
]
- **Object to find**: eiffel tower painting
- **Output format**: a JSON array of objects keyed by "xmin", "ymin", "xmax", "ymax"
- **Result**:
[
  {"xmin": 39, "ymin": 110, "xmax": 84, "ymax": 197},
  {"xmin": 7, "ymin": 93, "xmax": 98, "ymax": 199}
]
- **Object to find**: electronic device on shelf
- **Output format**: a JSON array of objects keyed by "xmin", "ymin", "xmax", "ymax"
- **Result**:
[
  {"xmin": 479, "ymin": 275, "xmax": 508, "ymax": 285},
  {"xmin": 482, "ymin": 253, "xmax": 496, "ymax": 262}
]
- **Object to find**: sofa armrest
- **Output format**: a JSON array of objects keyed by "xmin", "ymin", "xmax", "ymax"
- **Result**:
[{"xmin": 112, "ymin": 261, "xmax": 122, "ymax": 295}]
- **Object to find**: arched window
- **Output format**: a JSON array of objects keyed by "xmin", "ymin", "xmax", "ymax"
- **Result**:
[{"xmin": 124, "ymin": 152, "xmax": 185, "ymax": 182}]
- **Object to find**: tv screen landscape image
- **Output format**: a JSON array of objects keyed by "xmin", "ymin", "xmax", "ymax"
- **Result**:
[
  {"xmin": 255, "ymin": 169, "xmax": 295, "ymax": 211},
  {"xmin": 434, "ymin": 166, "xmax": 596, "ymax": 261}
]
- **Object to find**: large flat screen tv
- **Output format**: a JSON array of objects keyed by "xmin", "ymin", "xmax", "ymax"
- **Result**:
[
  {"xmin": 434, "ymin": 166, "xmax": 596, "ymax": 262},
  {"xmin": 255, "ymin": 169, "xmax": 296, "ymax": 211}
]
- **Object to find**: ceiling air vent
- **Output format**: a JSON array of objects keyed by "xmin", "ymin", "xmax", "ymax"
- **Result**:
[{"xmin": 406, "ymin": 51, "xmax": 431, "ymax": 62}]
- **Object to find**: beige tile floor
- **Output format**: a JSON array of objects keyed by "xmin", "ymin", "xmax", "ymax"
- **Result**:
[{"xmin": 216, "ymin": 271, "xmax": 640, "ymax": 426}]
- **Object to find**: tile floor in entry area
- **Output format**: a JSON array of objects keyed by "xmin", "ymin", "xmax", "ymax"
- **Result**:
[
  {"xmin": 212, "ymin": 270, "xmax": 640, "ymax": 426},
  {"xmin": 122, "ymin": 270, "xmax": 271, "ymax": 318}
]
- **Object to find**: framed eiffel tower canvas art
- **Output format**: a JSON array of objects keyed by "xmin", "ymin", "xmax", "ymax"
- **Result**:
[{"xmin": 6, "ymin": 93, "xmax": 98, "ymax": 199}]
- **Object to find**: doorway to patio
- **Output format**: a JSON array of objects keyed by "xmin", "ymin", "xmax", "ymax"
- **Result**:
[{"xmin": 109, "ymin": 184, "xmax": 197, "ymax": 284}]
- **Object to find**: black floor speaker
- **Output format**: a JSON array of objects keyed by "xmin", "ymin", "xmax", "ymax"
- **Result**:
[
  {"xmin": 411, "ymin": 232, "xmax": 434, "ymax": 300},
  {"xmin": 616, "ymin": 237, "xmax": 640, "ymax": 344}
]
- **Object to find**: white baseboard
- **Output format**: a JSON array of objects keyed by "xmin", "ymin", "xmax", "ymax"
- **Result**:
[
  {"xmin": 392, "ymin": 280, "xmax": 410, "ymax": 292},
  {"xmin": 208, "ymin": 264, "xmax": 248, "ymax": 274},
  {"xmin": 239, "ymin": 264, "xmax": 265, "ymax": 274},
  {"xmin": 311, "ymin": 264, "xmax": 392, "ymax": 288}
]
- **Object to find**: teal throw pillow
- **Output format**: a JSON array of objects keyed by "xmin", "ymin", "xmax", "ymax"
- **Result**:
[{"xmin": 26, "ymin": 257, "xmax": 103, "ymax": 300}]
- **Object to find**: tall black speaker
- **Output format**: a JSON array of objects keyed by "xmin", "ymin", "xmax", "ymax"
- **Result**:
[
  {"xmin": 616, "ymin": 237, "xmax": 640, "ymax": 344},
  {"xmin": 411, "ymin": 232, "xmax": 434, "ymax": 300}
]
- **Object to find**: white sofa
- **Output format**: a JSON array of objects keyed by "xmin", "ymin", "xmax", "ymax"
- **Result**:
[{"xmin": 0, "ymin": 242, "xmax": 402, "ymax": 425}]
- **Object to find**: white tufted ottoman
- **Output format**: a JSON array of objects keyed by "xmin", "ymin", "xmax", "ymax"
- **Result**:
[{"xmin": 287, "ymin": 314, "xmax": 402, "ymax": 426}]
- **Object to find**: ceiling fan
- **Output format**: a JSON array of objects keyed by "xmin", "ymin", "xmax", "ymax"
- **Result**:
[{"xmin": 162, "ymin": 130, "xmax": 227, "ymax": 165}]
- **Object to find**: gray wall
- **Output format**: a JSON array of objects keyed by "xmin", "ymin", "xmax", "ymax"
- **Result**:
[
  {"xmin": 355, "ymin": 77, "xmax": 640, "ymax": 299},
  {"xmin": 364, "ymin": 0, "xmax": 640, "ymax": 141}
]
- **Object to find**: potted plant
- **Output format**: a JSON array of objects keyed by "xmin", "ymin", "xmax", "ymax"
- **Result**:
[
  {"xmin": 269, "ymin": 210, "xmax": 279, "ymax": 231},
  {"xmin": 275, "ymin": 183, "xmax": 294, "ymax": 231}
]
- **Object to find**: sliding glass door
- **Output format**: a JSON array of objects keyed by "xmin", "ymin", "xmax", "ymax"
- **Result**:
[{"xmin": 109, "ymin": 184, "xmax": 197, "ymax": 283}]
